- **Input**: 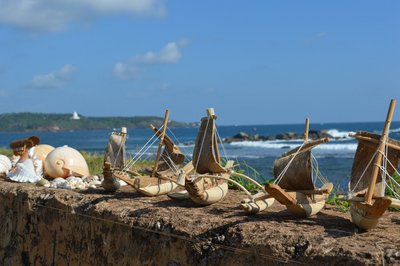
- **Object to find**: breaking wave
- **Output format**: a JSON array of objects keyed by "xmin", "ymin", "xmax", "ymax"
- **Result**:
[
  {"xmin": 229, "ymin": 141, "xmax": 357, "ymax": 151},
  {"xmin": 325, "ymin": 129, "xmax": 355, "ymax": 139},
  {"xmin": 389, "ymin": 128, "xmax": 400, "ymax": 134}
]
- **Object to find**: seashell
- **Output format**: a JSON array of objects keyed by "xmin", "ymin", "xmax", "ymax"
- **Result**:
[
  {"xmin": 0, "ymin": 155, "xmax": 12, "ymax": 174},
  {"xmin": 44, "ymin": 146, "xmax": 90, "ymax": 179},
  {"xmin": 50, "ymin": 177, "xmax": 70, "ymax": 189},
  {"xmin": 10, "ymin": 155, "xmax": 20, "ymax": 167},
  {"xmin": 7, "ymin": 159, "xmax": 42, "ymax": 183},
  {"xmin": 30, "ymin": 144, "xmax": 55, "ymax": 161},
  {"xmin": 36, "ymin": 178, "xmax": 51, "ymax": 187}
]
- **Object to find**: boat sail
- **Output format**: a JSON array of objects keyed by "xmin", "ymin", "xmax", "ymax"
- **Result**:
[
  {"xmin": 265, "ymin": 118, "xmax": 333, "ymax": 217},
  {"xmin": 111, "ymin": 109, "xmax": 193, "ymax": 196},
  {"xmin": 183, "ymin": 108, "xmax": 274, "ymax": 212},
  {"xmin": 101, "ymin": 127, "xmax": 127, "ymax": 192},
  {"xmin": 343, "ymin": 99, "xmax": 400, "ymax": 230}
]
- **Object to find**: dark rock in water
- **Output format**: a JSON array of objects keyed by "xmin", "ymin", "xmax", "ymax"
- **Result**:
[
  {"xmin": 309, "ymin": 130, "xmax": 333, "ymax": 139},
  {"xmin": 223, "ymin": 129, "xmax": 335, "ymax": 143},
  {"xmin": 276, "ymin": 132, "xmax": 301, "ymax": 140},
  {"xmin": 233, "ymin": 132, "xmax": 249, "ymax": 139}
]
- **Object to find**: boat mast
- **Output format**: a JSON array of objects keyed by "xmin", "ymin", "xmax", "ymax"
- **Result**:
[
  {"xmin": 304, "ymin": 118, "xmax": 309, "ymax": 143},
  {"xmin": 207, "ymin": 108, "xmax": 221, "ymax": 164},
  {"xmin": 365, "ymin": 99, "xmax": 396, "ymax": 204},
  {"xmin": 152, "ymin": 109, "xmax": 170, "ymax": 176}
]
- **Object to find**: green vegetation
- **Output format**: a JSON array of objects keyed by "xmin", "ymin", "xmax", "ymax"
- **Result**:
[
  {"xmin": 387, "ymin": 172, "xmax": 400, "ymax": 211},
  {"xmin": 326, "ymin": 186, "xmax": 351, "ymax": 213},
  {"xmin": 80, "ymin": 151, "xmax": 154, "ymax": 176},
  {"xmin": 228, "ymin": 161, "xmax": 272, "ymax": 193},
  {"xmin": 0, "ymin": 112, "xmax": 193, "ymax": 132},
  {"xmin": 0, "ymin": 148, "xmax": 13, "ymax": 157}
]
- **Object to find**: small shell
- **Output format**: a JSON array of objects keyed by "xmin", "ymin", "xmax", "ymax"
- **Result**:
[
  {"xmin": 7, "ymin": 159, "xmax": 42, "ymax": 183},
  {"xmin": 0, "ymin": 155, "xmax": 12, "ymax": 174},
  {"xmin": 36, "ymin": 178, "xmax": 51, "ymax": 187},
  {"xmin": 50, "ymin": 177, "xmax": 70, "ymax": 189}
]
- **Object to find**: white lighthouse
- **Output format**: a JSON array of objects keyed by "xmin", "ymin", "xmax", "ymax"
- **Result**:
[{"xmin": 71, "ymin": 111, "xmax": 80, "ymax": 120}]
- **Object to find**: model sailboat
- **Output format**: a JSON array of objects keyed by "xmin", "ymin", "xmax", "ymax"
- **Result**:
[
  {"xmin": 342, "ymin": 99, "xmax": 400, "ymax": 230},
  {"xmin": 183, "ymin": 108, "xmax": 274, "ymax": 212},
  {"xmin": 265, "ymin": 118, "xmax": 333, "ymax": 217},
  {"xmin": 110, "ymin": 109, "xmax": 193, "ymax": 196}
]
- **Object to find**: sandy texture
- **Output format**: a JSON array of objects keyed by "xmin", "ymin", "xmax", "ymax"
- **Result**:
[{"xmin": 0, "ymin": 177, "xmax": 399, "ymax": 265}]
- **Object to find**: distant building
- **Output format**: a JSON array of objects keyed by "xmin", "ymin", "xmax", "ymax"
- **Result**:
[{"xmin": 71, "ymin": 111, "xmax": 80, "ymax": 120}]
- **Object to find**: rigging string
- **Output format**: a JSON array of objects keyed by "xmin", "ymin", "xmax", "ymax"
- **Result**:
[
  {"xmin": 274, "ymin": 142, "xmax": 305, "ymax": 185},
  {"xmin": 166, "ymin": 127, "xmax": 191, "ymax": 164},
  {"xmin": 122, "ymin": 136, "xmax": 159, "ymax": 174},
  {"xmin": 123, "ymin": 127, "xmax": 160, "ymax": 168},
  {"xmin": 311, "ymin": 154, "xmax": 329, "ymax": 185},
  {"xmin": 215, "ymin": 126, "xmax": 230, "ymax": 162},
  {"xmin": 194, "ymin": 116, "xmax": 210, "ymax": 173},
  {"xmin": 113, "ymin": 132, "xmax": 126, "ymax": 169},
  {"xmin": 122, "ymin": 129, "xmax": 162, "ymax": 173},
  {"xmin": 32, "ymin": 202, "xmax": 305, "ymax": 265},
  {"xmin": 350, "ymin": 148, "xmax": 379, "ymax": 194},
  {"xmin": 160, "ymin": 153, "xmax": 179, "ymax": 173},
  {"xmin": 378, "ymin": 148, "xmax": 400, "ymax": 199}
]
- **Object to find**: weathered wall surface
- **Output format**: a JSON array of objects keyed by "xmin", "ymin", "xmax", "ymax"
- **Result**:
[
  {"xmin": 0, "ymin": 180, "xmax": 275, "ymax": 266},
  {"xmin": 1, "ymin": 178, "xmax": 400, "ymax": 266}
]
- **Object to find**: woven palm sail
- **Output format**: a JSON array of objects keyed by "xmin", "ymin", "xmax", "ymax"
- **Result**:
[
  {"xmin": 273, "ymin": 150, "xmax": 314, "ymax": 191},
  {"xmin": 104, "ymin": 132, "xmax": 127, "ymax": 170},
  {"xmin": 192, "ymin": 115, "xmax": 226, "ymax": 174},
  {"xmin": 350, "ymin": 131, "xmax": 400, "ymax": 197},
  {"xmin": 273, "ymin": 138, "xmax": 329, "ymax": 190},
  {"xmin": 150, "ymin": 125, "xmax": 185, "ymax": 168}
]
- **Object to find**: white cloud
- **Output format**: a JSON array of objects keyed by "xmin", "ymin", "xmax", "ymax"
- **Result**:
[
  {"xmin": 113, "ymin": 62, "xmax": 140, "ymax": 80},
  {"xmin": 114, "ymin": 39, "xmax": 189, "ymax": 79},
  {"xmin": 0, "ymin": 0, "xmax": 166, "ymax": 32},
  {"xmin": 135, "ymin": 42, "xmax": 182, "ymax": 64},
  {"xmin": 31, "ymin": 64, "xmax": 77, "ymax": 88}
]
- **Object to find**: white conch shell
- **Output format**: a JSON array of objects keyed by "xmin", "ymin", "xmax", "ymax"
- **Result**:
[
  {"xmin": 30, "ymin": 144, "xmax": 55, "ymax": 161},
  {"xmin": 0, "ymin": 155, "xmax": 12, "ymax": 174},
  {"xmin": 44, "ymin": 146, "xmax": 89, "ymax": 179},
  {"xmin": 7, "ymin": 159, "xmax": 42, "ymax": 183}
]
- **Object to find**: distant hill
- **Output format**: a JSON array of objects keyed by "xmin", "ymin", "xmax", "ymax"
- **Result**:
[{"xmin": 0, "ymin": 112, "xmax": 195, "ymax": 132}]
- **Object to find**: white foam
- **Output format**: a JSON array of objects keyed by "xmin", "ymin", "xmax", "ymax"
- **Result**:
[
  {"xmin": 389, "ymin": 128, "xmax": 400, "ymax": 134},
  {"xmin": 325, "ymin": 129, "xmax": 355, "ymax": 139},
  {"xmin": 229, "ymin": 141, "xmax": 357, "ymax": 151}
]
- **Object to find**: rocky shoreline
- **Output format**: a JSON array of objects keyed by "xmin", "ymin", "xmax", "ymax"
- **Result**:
[
  {"xmin": 1, "ymin": 177, "xmax": 399, "ymax": 265},
  {"xmin": 223, "ymin": 130, "xmax": 335, "ymax": 143}
]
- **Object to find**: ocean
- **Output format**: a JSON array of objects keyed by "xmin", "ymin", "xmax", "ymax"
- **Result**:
[{"xmin": 1, "ymin": 121, "xmax": 400, "ymax": 189}]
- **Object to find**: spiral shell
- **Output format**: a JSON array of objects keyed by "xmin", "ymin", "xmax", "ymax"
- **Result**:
[
  {"xmin": 0, "ymin": 155, "xmax": 12, "ymax": 174},
  {"xmin": 30, "ymin": 144, "xmax": 55, "ymax": 161},
  {"xmin": 44, "ymin": 146, "xmax": 89, "ymax": 179}
]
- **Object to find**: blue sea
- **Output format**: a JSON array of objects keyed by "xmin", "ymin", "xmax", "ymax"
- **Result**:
[{"xmin": 1, "ymin": 121, "xmax": 400, "ymax": 189}]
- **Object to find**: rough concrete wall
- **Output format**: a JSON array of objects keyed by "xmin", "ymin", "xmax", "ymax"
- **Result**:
[{"xmin": 0, "ymin": 185, "xmax": 271, "ymax": 266}]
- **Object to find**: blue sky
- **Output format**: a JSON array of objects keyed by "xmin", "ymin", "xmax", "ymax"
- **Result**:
[{"xmin": 0, "ymin": 1, "xmax": 399, "ymax": 125}]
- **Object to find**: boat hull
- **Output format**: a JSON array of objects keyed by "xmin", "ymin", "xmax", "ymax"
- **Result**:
[
  {"xmin": 286, "ymin": 200, "xmax": 326, "ymax": 217},
  {"xmin": 135, "ymin": 176, "xmax": 178, "ymax": 196},
  {"xmin": 240, "ymin": 197, "xmax": 275, "ymax": 214},
  {"xmin": 265, "ymin": 183, "xmax": 332, "ymax": 217},
  {"xmin": 189, "ymin": 182, "xmax": 228, "ymax": 205},
  {"xmin": 350, "ymin": 197, "xmax": 392, "ymax": 230}
]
